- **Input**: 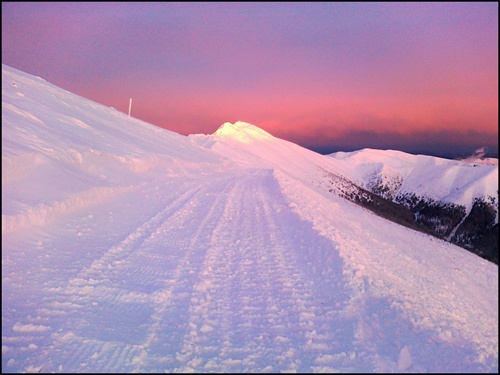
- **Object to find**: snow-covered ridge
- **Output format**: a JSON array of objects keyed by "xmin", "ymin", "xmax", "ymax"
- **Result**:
[
  {"xmin": 326, "ymin": 148, "xmax": 498, "ymax": 263},
  {"xmin": 1, "ymin": 64, "xmax": 219, "ymax": 165},
  {"xmin": 328, "ymin": 148, "xmax": 498, "ymax": 214}
]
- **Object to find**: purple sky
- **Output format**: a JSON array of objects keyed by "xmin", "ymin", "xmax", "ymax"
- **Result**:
[{"xmin": 2, "ymin": 2, "xmax": 498, "ymax": 157}]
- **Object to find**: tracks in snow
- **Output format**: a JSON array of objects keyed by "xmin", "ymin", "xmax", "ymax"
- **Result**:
[
  {"xmin": 168, "ymin": 169, "xmax": 353, "ymax": 373},
  {"xmin": 4, "ymin": 169, "xmax": 354, "ymax": 373}
]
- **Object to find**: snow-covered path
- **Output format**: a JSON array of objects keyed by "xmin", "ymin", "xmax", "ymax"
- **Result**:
[
  {"xmin": 3, "ymin": 169, "xmax": 353, "ymax": 373},
  {"xmin": 2, "ymin": 167, "xmax": 498, "ymax": 373}
]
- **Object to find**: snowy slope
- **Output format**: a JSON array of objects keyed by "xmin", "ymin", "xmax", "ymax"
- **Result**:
[
  {"xmin": 2, "ymin": 64, "xmax": 498, "ymax": 373},
  {"xmin": 328, "ymin": 148, "xmax": 498, "ymax": 220},
  {"xmin": 2, "ymin": 65, "xmax": 223, "ymax": 232}
]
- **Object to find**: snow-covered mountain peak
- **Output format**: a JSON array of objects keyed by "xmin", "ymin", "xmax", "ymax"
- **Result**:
[{"xmin": 213, "ymin": 121, "xmax": 274, "ymax": 143}]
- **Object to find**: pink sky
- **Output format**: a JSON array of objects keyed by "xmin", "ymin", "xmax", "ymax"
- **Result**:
[{"xmin": 2, "ymin": 2, "xmax": 498, "ymax": 157}]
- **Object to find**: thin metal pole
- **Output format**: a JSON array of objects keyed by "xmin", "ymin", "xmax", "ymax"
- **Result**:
[{"xmin": 128, "ymin": 98, "xmax": 132, "ymax": 117}]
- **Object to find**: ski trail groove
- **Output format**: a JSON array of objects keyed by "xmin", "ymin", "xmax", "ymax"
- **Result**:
[
  {"xmin": 27, "ymin": 179, "xmax": 221, "ymax": 372},
  {"xmin": 170, "ymin": 169, "xmax": 351, "ymax": 372},
  {"xmin": 17, "ymin": 171, "xmax": 352, "ymax": 372},
  {"xmin": 134, "ymin": 176, "xmax": 236, "ymax": 371}
]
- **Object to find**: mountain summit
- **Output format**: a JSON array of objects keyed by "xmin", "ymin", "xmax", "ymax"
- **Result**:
[
  {"xmin": 213, "ymin": 121, "xmax": 275, "ymax": 143},
  {"xmin": 2, "ymin": 64, "xmax": 498, "ymax": 373}
]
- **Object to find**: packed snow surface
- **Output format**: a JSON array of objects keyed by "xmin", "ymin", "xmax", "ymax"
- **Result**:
[{"xmin": 2, "ymin": 64, "xmax": 498, "ymax": 373}]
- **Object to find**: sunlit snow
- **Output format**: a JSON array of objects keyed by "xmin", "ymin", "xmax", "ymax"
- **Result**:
[
  {"xmin": 2, "ymin": 64, "xmax": 498, "ymax": 373},
  {"xmin": 213, "ymin": 121, "xmax": 275, "ymax": 143},
  {"xmin": 328, "ymin": 149, "xmax": 498, "ymax": 217}
]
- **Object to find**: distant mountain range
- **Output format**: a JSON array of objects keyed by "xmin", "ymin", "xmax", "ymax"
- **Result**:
[{"xmin": 327, "ymin": 149, "xmax": 498, "ymax": 263}]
